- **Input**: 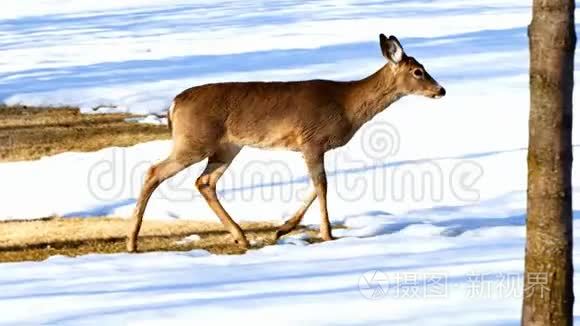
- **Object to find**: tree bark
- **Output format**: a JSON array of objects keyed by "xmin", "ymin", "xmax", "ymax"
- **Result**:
[{"xmin": 523, "ymin": 0, "xmax": 576, "ymax": 325}]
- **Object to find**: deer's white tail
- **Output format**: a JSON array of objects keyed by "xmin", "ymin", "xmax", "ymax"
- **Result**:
[{"xmin": 167, "ymin": 101, "xmax": 176, "ymax": 132}]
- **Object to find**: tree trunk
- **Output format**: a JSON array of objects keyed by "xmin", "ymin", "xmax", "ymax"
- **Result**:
[{"xmin": 523, "ymin": 0, "xmax": 576, "ymax": 325}]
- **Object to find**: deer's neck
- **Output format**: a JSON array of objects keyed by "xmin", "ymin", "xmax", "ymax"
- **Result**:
[{"xmin": 344, "ymin": 65, "xmax": 402, "ymax": 129}]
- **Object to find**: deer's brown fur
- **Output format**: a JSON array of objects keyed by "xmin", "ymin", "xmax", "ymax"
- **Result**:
[{"xmin": 127, "ymin": 34, "xmax": 445, "ymax": 252}]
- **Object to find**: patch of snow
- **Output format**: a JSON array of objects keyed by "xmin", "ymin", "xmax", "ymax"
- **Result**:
[
  {"xmin": 249, "ymin": 238, "xmax": 265, "ymax": 247},
  {"xmin": 135, "ymin": 115, "xmax": 168, "ymax": 125},
  {"xmin": 174, "ymin": 234, "xmax": 201, "ymax": 245},
  {"xmin": 1, "ymin": 0, "xmax": 533, "ymax": 115},
  {"xmin": 2, "ymin": 0, "xmax": 580, "ymax": 324},
  {"xmin": 277, "ymin": 233, "xmax": 311, "ymax": 246}
]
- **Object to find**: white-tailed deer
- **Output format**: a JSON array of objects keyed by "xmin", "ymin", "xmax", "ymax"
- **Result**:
[{"xmin": 127, "ymin": 34, "xmax": 445, "ymax": 252}]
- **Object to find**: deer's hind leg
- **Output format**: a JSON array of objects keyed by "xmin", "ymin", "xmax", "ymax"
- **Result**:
[
  {"xmin": 275, "ymin": 190, "xmax": 317, "ymax": 239},
  {"xmin": 195, "ymin": 144, "xmax": 249, "ymax": 248},
  {"xmin": 127, "ymin": 147, "xmax": 206, "ymax": 252}
]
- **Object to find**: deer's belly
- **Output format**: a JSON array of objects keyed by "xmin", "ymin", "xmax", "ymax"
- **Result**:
[{"xmin": 225, "ymin": 129, "xmax": 303, "ymax": 151}]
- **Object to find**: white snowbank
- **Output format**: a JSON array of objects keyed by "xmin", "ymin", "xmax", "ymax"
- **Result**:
[
  {"xmin": 1, "ymin": 0, "xmax": 532, "ymax": 115},
  {"xmin": 2, "ymin": 0, "xmax": 580, "ymax": 324}
]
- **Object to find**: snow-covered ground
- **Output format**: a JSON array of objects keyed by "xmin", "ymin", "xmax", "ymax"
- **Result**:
[{"xmin": 2, "ymin": 0, "xmax": 580, "ymax": 325}]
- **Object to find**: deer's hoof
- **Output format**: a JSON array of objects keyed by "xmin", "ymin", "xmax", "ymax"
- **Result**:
[
  {"xmin": 127, "ymin": 241, "xmax": 138, "ymax": 253},
  {"xmin": 234, "ymin": 238, "xmax": 250, "ymax": 249},
  {"xmin": 320, "ymin": 233, "xmax": 335, "ymax": 241},
  {"xmin": 274, "ymin": 229, "xmax": 289, "ymax": 240}
]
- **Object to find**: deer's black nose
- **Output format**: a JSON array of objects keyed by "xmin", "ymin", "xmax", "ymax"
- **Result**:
[{"xmin": 438, "ymin": 87, "xmax": 446, "ymax": 97}]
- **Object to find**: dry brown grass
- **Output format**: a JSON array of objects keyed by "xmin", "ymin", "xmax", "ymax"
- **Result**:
[
  {"xmin": 0, "ymin": 218, "xmax": 320, "ymax": 262},
  {"xmin": 0, "ymin": 105, "xmax": 170, "ymax": 161},
  {"xmin": 0, "ymin": 217, "xmax": 322, "ymax": 263}
]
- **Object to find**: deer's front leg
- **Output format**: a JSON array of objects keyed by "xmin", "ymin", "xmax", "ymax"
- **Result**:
[{"xmin": 303, "ymin": 149, "xmax": 334, "ymax": 241}]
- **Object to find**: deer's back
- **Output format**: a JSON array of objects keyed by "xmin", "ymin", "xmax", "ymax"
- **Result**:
[{"xmin": 173, "ymin": 80, "xmax": 354, "ymax": 151}]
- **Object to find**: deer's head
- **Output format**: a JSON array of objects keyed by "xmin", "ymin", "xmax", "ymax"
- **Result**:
[{"xmin": 380, "ymin": 34, "xmax": 445, "ymax": 99}]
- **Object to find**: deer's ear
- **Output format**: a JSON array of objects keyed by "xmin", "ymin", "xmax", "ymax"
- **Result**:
[{"xmin": 379, "ymin": 34, "xmax": 405, "ymax": 64}]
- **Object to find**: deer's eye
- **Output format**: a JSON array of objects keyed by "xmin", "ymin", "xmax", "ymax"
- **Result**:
[{"xmin": 413, "ymin": 69, "xmax": 424, "ymax": 78}]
